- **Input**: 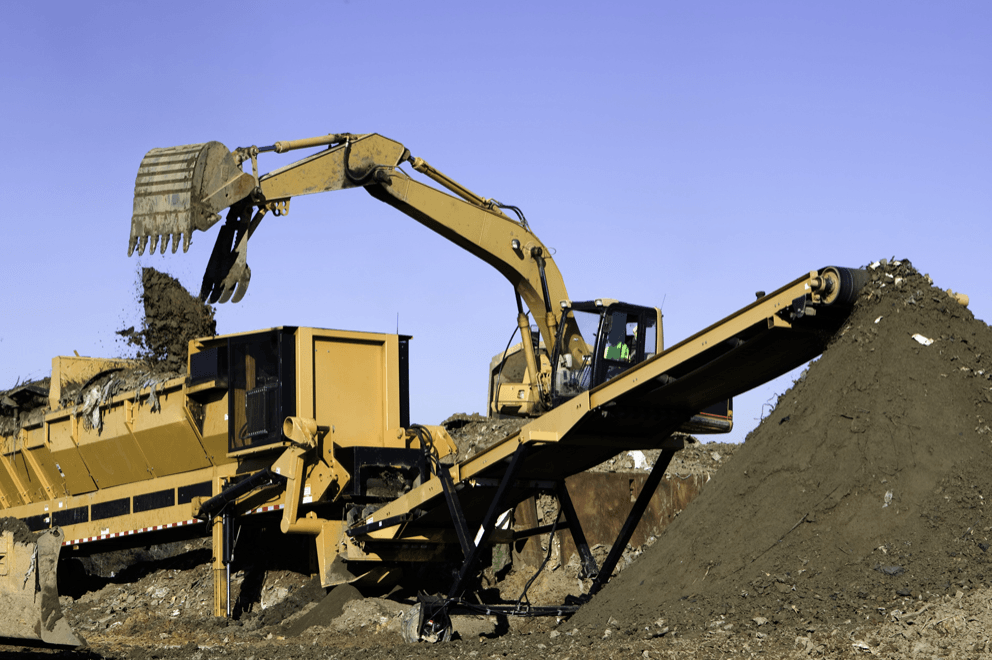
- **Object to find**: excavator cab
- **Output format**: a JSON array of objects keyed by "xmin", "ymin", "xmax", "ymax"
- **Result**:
[
  {"xmin": 550, "ymin": 301, "xmax": 659, "ymax": 406},
  {"xmin": 550, "ymin": 300, "xmax": 733, "ymax": 434}
]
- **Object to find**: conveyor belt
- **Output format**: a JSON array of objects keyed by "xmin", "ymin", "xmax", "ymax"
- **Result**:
[{"xmin": 360, "ymin": 267, "xmax": 865, "ymax": 543}]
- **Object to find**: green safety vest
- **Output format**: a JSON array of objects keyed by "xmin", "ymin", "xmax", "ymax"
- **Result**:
[{"xmin": 604, "ymin": 342, "xmax": 630, "ymax": 360}]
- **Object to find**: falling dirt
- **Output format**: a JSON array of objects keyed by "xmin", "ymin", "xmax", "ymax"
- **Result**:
[
  {"xmin": 117, "ymin": 268, "xmax": 216, "ymax": 373},
  {"xmin": 0, "ymin": 268, "xmax": 215, "ymax": 437}
]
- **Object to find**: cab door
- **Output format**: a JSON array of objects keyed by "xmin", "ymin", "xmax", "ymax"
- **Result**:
[{"xmin": 591, "ymin": 304, "xmax": 657, "ymax": 387}]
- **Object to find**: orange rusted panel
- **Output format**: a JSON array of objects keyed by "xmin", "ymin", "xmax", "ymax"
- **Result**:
[{"xmin": 514, "ymin": 472, "xmax": 706, "ymax": 568}]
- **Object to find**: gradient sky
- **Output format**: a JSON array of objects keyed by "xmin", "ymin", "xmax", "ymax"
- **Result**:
[{"xmin": 2, "ymin": 2, "xmax": 989, "ymax": 444}]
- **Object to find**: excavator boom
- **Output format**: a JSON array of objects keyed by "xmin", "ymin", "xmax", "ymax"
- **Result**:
[
  {"xmin": 129, "ymin": 133, "xmax": 574, "ymax": 413},
  {"xmin": 129, "ymin": 134, "xmax": 566, "ymax": 342}
]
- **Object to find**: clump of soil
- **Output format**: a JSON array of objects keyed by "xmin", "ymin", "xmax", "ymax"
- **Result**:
[
  {"xmin": 573, "ymin": 259, "xmax": 992, "ymax": 640},
  {"xmin": 0, "ymin": 516, "xmax": 37, "ymax": 544},
  {"xmin": 117, "ymin": 267, "xmax": 216, "ymax": 373}
]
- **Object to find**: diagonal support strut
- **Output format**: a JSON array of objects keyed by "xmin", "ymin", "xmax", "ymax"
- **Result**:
[
  {"xmin": 446, "ymin": 443, "xmax": 529, "ymax": 600},
  {"xmin": 588, "ymin": 447, "xmax": 676, "ymax": 595},
  {"xmin": 555, "ymin": 481, "xmax": 599, "ymax": 579}
]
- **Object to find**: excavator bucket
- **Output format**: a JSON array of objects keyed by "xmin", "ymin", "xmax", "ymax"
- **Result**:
[
  {"xmin": 129, "ymin": 142, "xmax": 256, "ymax": 257},
  {"xmin": 0, "ymin": 526, "xmax": 85, "ymax": 648}
]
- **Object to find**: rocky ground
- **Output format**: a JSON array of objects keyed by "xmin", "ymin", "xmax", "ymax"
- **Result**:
[
  {"xmin": 4, "ymin": 259, "xmax": 991, "ymax": 659},
  {"xmin": 1, "ymin": 442, "xmax": 739, "ymax": 660}
]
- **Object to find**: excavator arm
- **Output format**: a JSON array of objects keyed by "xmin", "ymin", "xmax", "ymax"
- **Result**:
[
  {"xmin": 130, "ymin": 133, "xmax": 582, "ymax": 412},
  {"xmin": 129, "ymin": 133, "xmax": 568, "ymax": 354}
]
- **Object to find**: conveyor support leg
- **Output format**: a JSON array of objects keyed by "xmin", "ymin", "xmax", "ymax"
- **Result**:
[
  {"xmin": 589, "ymin": 447, "xmax": 676, "ymax": 595},
  {"xmin": 211, "ymin": 512, "xmax": 232, "ymax": 617}
]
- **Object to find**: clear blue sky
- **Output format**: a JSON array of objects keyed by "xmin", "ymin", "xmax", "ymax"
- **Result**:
[{"xmin": 2, "ymin": 2, "xmax": 989, "ymax": 444}]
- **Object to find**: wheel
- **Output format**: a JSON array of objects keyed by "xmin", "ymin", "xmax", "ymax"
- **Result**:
[
  {"xmin": 400, "ymin": 602, "xmax": 452, "ymax": 643},
  {"xmin": 400, "ymin": 603, "xmax": 423, "ymax": 644}
]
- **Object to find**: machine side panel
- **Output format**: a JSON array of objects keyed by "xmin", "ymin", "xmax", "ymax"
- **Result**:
[
  {"xmin": 75, "ymin": 400, "xmax": 154, "ymax": 488},
  {"xmin": 45, "ymin": 418, "xmax": 97, "ymax": 495},
  {"xmin": 313, "ymin": 335, "xmax": 393, "ymax": 449},
  {"xmin": 129, "ymin": 390, "xmax": 211, "ymax": 476},
  {"xmin": 0, "ymin": 451, "xmax": 27, "ymax": 507}
]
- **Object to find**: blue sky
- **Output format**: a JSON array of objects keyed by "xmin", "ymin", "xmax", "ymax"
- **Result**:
[{"xmin": 2, "ymin": 2, "xmax": 989, "ymax": 443}]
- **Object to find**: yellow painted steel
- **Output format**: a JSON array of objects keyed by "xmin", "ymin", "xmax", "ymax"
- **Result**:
[
  {"xmin": 0, "ymin": 325, "xmax": 418, "ymax": 641},
  {"xmin": 211, "ymin": 513, "xmax": 227, "ymax": 618},
  {"xmin": 0, "ymin": 326, "xmax": 408, "ymax": 542},
  {"xmin": 588, "ymin": 272, "xmax": 820, "ymax": 410}
]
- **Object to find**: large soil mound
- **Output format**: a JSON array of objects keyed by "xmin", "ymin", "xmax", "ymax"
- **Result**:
[{"xmin": 574, "ymin": 259, "xmax": 992, "ymax": 637}]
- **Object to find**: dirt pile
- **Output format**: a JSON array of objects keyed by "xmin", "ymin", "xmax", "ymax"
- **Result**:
[
  {"xmin": 443, "ymin": 413, "xmax": 529, "ymax": 461},
  {"xmin": 117, "ymin": 267, "xmax": 216, "ymax": 373},
  {"xmin": 0, "ymin": 378, "xmax": 50, "ymax": 436},
  {"xmin": 573, "ymin": 259, "xmax": 992, "ymax": 643}
]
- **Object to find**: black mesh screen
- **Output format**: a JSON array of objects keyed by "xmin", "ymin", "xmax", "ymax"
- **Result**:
[
  {"xmin": 53, "ymin": 506, "xmax": 88, "ymax": 527},
  {"xmin": 228, "ymin": 329, "xmax": 296, "ymax": 453},
  {"xmin": 134, "ymin": 488, "xmax": 176, "ymax": 513},
  {"xmin": 92, "ymin": 498, "xmax": 130, "ymax": 521}
]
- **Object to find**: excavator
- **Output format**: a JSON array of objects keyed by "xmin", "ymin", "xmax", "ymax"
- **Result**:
[{"xmin": 0, "ymin": 133, "xmax": 869, "ymax": 647}]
